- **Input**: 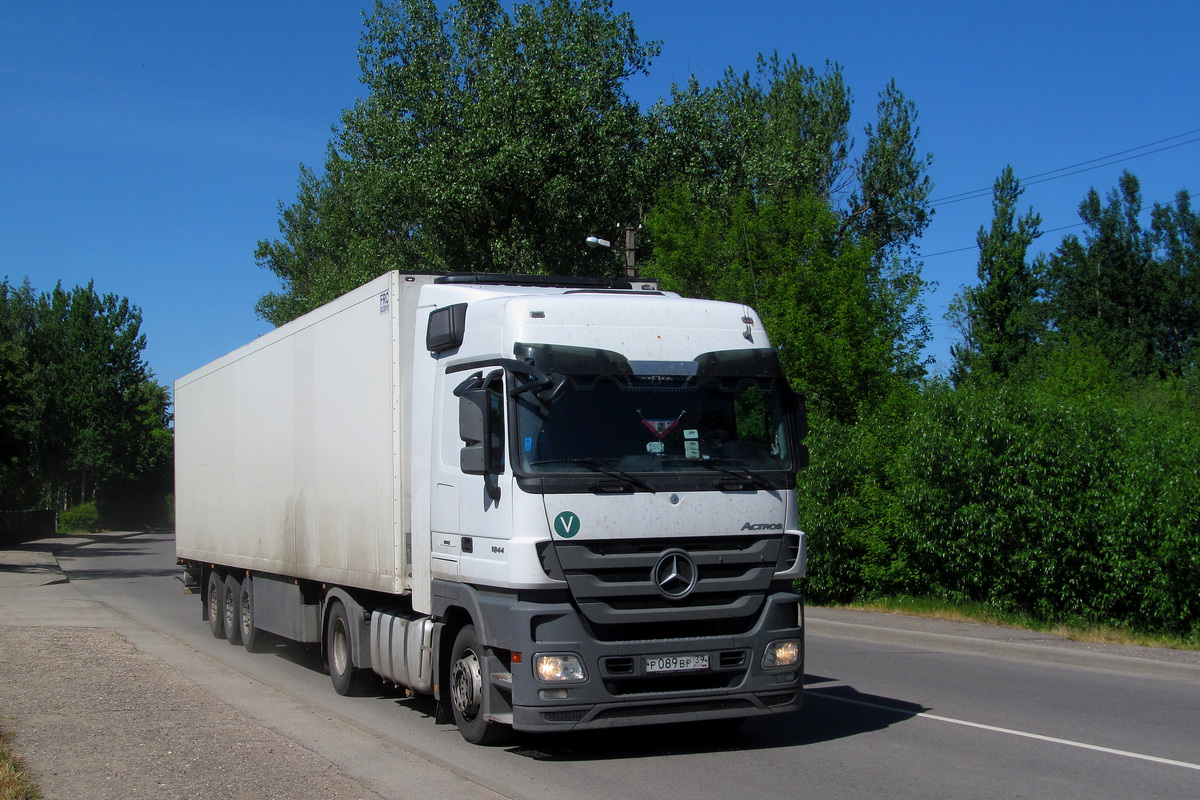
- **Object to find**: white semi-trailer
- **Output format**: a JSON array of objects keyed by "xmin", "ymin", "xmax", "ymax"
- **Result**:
[{"xmin": 175, "ymin": 272, "xmax": 808, "ymax": 744}]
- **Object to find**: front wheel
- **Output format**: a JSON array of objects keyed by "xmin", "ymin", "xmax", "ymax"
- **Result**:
[{"xmin": 449, "ymin": 624, "xmax": 513, "ymax": 745}]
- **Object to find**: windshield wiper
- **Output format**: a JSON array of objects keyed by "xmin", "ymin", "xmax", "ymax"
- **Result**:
[
  {"xmin": 695, "ymin": 457, "xmax": 776, "ymax": 490},
  {"xmin": 529, "ymin": 457, "xmax": 656, "ymax": 493}
]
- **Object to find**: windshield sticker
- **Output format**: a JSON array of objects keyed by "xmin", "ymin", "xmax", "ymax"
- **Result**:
[
  {"xmin": 638, "ymin": 408, "xmax": 685, "ymax": 440},
  {"xmin": 684, "ymin": 441, "xmax": 701, "ymax": 458},
  {"xmin": 553, "ymin": 511, "xmax": 581, "ymax": 538},
  {"xmin": 684, "ymin": 429, "xmax": 699, "ymax": 439},
  {"xmin": 524, "ymin": 436, "xmax": 533, "ymax": 452},
  {"xmin": 647, "ymin": 441, "xmax": 665, "ymax": 454}
]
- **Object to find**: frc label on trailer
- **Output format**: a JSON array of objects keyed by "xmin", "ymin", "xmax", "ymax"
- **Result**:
[{"xmin": 553, "ymin": 511, "xmax": 581, "ymax": 538}]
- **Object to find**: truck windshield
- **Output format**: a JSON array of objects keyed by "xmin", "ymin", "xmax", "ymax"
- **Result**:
[{"xmin": 512, "ymin": 343, "xmax": 795, "ymax": 476}]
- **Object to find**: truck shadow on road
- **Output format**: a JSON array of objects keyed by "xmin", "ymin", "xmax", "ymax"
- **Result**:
[
  {"xmin": 200, "ymin": 630, "xmax": 928, "ymax": 760},
  {"xmin": 483, "ymin": 675, "xmax": 926, "ymax": 761}
]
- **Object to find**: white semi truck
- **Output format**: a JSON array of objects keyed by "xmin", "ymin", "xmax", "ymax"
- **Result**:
[{"xmin": 175, "ymin": 272, "xmax": 808, "ymax": 744}]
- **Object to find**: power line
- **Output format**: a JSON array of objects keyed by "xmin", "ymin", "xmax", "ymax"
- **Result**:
[
  {"xmin": 920, "ymin": 222, "xmax": 1085, "ymax": 258},
  {"xmin": 920, "ymin": 192, "xmax": 1192, "ymax": 259},
  {"xmin": 928, "ymin": 128, "xmax": 1200, "ymax": 208}
]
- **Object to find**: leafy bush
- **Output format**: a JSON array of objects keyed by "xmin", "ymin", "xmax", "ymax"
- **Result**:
[
  {"xmin": 800, "ymin": 372, "xmax": 1200, "ymax": 637},
  {"xmin": 57, "ymin": 502, "xmax": 100, "ymax": 534},
  {"xmin": 798, "ymin": 389, "xmax": 923, "ymax": 602}
]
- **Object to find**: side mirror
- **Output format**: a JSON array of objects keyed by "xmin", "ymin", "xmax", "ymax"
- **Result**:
[
  {"xmin": 458, "ymin": 387, "xmax": 490, "ymax": 476},
  {"xmin": 455, "ymin": 372, "xmax": 504, "ymax": 499}
]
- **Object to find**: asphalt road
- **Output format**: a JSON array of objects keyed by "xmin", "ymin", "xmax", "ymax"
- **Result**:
[{"xmin": 25, "ymin": 532, "xmax": 1200, "ymax": 798}]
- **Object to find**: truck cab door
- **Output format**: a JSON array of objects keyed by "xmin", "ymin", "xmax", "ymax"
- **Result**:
[{"xmin": 429, "ymin": 369, "xmax": 511, "ymax": 582}]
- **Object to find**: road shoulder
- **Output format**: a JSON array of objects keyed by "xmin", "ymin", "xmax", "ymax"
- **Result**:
[{"xmin": 807, "ymin": 606, "xmax": 1200, "ymax": 683}]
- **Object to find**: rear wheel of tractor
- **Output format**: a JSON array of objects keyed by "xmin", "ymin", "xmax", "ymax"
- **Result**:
[
  {"xmin": 223, "ymin": 574, "xmax": 243, "ymax": 646},
  {"xmin": 449, "ymin": 624, "xmax": 513, "ymax": 746},
  {"xmin": 326, "ymin": 601, "xmax": 373, "ymax": 696},
  {"xmin": 239, "ymin": 577, "xmax": 265, "ymax": 653},
  {"xmin": 206, "ymin": 570, "xmax": 225, "ymax": 639}
]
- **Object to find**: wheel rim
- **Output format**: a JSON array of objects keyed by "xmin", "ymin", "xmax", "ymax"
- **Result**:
[
  {"xmin": 451, "ymin": 648, "xmax": 483, "ymax": 721},
  {"xmin": 331, "ymin": 618, "xmax": 349, "ymax": 676}
]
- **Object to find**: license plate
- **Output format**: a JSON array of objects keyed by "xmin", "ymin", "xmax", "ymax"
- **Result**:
[{"xmin": 645, "ymin": 653, "xmax": 710, "ymax": 673}]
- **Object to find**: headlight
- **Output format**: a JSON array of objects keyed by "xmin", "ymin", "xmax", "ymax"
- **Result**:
[
  {"xmin": 534, "ymin": 653, "xmax": 588, "ymax": 683},
  {"xmin": 762, "ymin": 639, "xmax": 801, "ymax": 669}
]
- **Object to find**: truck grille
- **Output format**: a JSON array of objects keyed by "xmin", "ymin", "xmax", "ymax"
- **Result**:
[{"xmin": 541, "ymin": 535, "xmax": 782, "ymax": 641}]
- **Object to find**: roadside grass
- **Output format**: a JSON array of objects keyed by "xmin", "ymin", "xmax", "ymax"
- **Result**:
[
  {"xmin": 0, "ymin": 730, "xmax": 40, "ymax": 800},
  {"xmin": 820, "ymin": 596, "xmax": 1200, "ymax": 652}
]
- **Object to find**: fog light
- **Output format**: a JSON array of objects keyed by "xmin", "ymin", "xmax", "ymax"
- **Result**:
[
  {"xmin": 762, "ymin": 639, "xmax": 800, "ymax": 669},
  {"xmin": 534, "ymin": 653, "xmax": 588, "ymax": 683}
]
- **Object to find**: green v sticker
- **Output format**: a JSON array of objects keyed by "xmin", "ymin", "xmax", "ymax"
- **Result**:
[{"xmin": 553, "ymin": 511, "xmax": 581, "ymax": 538}]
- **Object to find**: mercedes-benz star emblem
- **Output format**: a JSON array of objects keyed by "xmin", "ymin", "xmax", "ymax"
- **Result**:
[{"xmin": 653, "ymin": 551, "xmax": 698, "ymax": 599}]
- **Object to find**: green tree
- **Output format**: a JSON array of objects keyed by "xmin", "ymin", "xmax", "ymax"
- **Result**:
[
  {"xmin": 1148, "ymin": 188, "xmax": 1200, "ymax": 371},
  {"xmin": 644, "ymin": 55, "xmax": 853, "ymax": 208},
  {"xmin": 645, "ymin": 188, "xmax": 913, "ymax": 422},
  {"xmin": 257, "ymin": 0, "xmax": 660, "ymax": 324},
  {"xmin": 641, "ymin": 59, "xmax": 933, "ymax": 418},
  {"xmin": 0, "ymin": 279, "xmax": 40, "ymax": 507},
  {"xmin": 847, "ymin": 79, "xmax": 935, "ymax": 258},
  {"xmin": 643, "ymin": 57, "xmax": 933, "ymax": 248},
  {"xmin": 1047, "ymin": 172, "xmax": 1197, "ymax": 378},
  {"xmin": 3, "ymin": 280, "xmax": 174, "ymax": 520},
  {"xmin": 949, "ymin": 165, "xmax": 1045, "ymax": 383}
]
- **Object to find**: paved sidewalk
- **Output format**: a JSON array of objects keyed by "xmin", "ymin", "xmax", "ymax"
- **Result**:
[
  {"xmin": 0, "ymin": 548, "xmax": 67, "ymax": 587},
  {"xmin": 0, "ymin": 538, "xmax": 502, "ymax": 800}
]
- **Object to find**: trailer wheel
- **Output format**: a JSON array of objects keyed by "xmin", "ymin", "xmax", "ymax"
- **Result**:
[
  {"xmin": 223, "ymin": 574, "xmax": 243, "ymax": 646},
  {"xmin": 206, "ymin": 570, "xmax": 225, "ymax": 639},
  {"xmin": 326, "ymin": 601, "xmax": 373, "ymax": 696},
  {"xmin": 239, "ymin": 578, "xmax": 265, "ymax": 653},
  {"xmin": 449, "ymin": 624, "xmax": 513, "ymax": 745}
]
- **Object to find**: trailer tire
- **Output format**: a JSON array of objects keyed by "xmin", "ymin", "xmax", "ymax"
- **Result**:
[
  {"xmin": 239, "ymin": 578, "xmax": 265, "ymax": 653},
  {"xmin": 449, "ymin": 624, "xmax": 513, "ymax": 746},
  {"xmin": 206, "ymin": 570, "xmax": 225, "ymax": 639},
  {"xmin": 326, "ymin": 601, "xmax": 373, "ymax": 696},
  {"xmin": 223, "ymin": 574, "xmax": 243, "ymax": 646}
]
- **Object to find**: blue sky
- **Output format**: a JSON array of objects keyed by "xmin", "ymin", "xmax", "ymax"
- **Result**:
[{"xmin": 3, "ymin": 1, "xmax": 1197, "ymax": 391}]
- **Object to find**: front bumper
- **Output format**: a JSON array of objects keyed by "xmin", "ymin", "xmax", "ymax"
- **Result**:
[{"xmin": 476, "ymin": 588, "xmax": 804, "ymax": 732}]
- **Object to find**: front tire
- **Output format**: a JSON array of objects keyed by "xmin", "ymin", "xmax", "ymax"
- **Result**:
[{"xmin": 449, "ymin": 624, "xmax": 513, "ymax": 745}]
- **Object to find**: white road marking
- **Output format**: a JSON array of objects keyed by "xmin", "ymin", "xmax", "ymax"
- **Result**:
[{"xmin": 809, "ymin": 688, "xmax": 1200, "ymax": 772}]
